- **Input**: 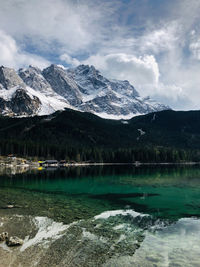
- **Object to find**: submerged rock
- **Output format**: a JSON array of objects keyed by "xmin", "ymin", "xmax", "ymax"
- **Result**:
[
  {"xmin": 7, "ymin": 205, "xmax": 14, "ymax": 209},
  {"xmin": 0, "ymin": 204, "xmax": 22, "ymax": 209},
  {"xmin": 6, "ymin": 236, "xmax": 23, "ymax": 247},
  {"xmin": 0, "ymin": 232, "xmax": 8, "ymax": 241}
]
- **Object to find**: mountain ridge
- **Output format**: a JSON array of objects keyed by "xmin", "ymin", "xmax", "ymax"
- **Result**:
[{"xmin": 0, "ymin": 64, "xmax": 169, "ymax": 119}]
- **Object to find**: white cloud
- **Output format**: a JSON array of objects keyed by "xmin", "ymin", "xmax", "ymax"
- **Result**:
[
  {"xmin": 85, "ymin": 53, "xmax": 159, "ymax": 91},
  {"xmin": 190, "ymin": 40, "xmax": 200, "ymax": 59},
  {"xmin": 60, "ymin": 53, "xmax": 80, "ymax": 67},
  {"xmin": 0, "ymin": 30, "xmax": 49, "ymax": 69},
  {"xmin": 189, "ymin": 30, "xmax": 200, "ymax": 60},
  {"xmin": 0, "ymin": 0, "xmax": 200, "ymax": 111},
  {"xmin": 139, "ymin": 22, "xmax": 179, "ymax": 54},
  {"xmin": 0, "ymin": 0, "xmax": 118, "ymax": 55},
  {"xmin": 83, "ymin": 52, "xmax": 188, "ymax": 109}
]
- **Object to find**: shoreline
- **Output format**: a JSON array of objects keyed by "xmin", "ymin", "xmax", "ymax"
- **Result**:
[
  {"xmin": 1, "ymin": 160, "xmax": 200, "ymax": 168},
  {"xmin": 1, "ymin": 156, "xmax": 200, "ymax": 170}
]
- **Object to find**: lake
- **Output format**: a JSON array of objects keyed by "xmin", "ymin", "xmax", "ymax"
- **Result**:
[{"xmin": 0, "ymin": 165, "xmax": 200, "ymax": 266}]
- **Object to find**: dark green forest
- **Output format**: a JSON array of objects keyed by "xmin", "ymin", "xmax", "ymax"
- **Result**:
[{"xmin": 0, "ymin": 109, "xmax": 200, "ymax": 162}]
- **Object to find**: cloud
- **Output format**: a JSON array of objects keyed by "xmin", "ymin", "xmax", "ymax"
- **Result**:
[
  {"xmin": 0, "ymin": 30, "xmax": 49, "ymax": 69},
  {"xmin": 60, "ymin": 53, "xmax": 80, "ymax": 67},
  {"xmin": 0, "ymin": 0, "xmax": 118, "ymax": 55},
  {"xmin": 85, "ymin": 53, "xmax": 159, "ymax": 88},
  {"xmin": 190, "ymin": 38, "xmax": 200, "ymax": 60},
  {"xmin": 84, "ymin": 52, "xmax": 186, "ymax": 108},
  {"xmin": 139, "ymin": 22, "xmax": 179, "ymax": 54},
  {"xmin": 0, "ymin": 0, "xmax": 200, "ymax": 110},
  {"xmin": 189, "ymin": 30, "xmax": 200, "ymax": 60}
]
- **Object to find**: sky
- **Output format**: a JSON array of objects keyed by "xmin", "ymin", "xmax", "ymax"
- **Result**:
[{"xmin": 0, "ymin": 0, "xmax": 200, "ymax": 110}]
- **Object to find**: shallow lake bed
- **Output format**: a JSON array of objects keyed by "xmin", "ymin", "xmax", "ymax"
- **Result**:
[{"xmin": 1, "ymin": 165, "xmax": 200, "ymax": 266}]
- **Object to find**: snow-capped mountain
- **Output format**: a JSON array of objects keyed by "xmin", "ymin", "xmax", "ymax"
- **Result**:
[
  {"xmin": 66, "ymin": 65, "xmax": 168, "ymax": 119},
  {"xmin": 0, "ymin": 64, "xmax": 169, "ymax": 119}
]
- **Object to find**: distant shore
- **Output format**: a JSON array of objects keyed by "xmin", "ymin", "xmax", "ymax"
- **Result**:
[{"xmin": 1, "ymin": 155, "xmax": 200, "ymax": 170}]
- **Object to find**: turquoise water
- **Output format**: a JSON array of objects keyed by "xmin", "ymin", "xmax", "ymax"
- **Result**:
[
  {"xmin": 1, "ymin": 165, "xmax": 200, "ymax": 266},
  {"xmin": 1, "ymin": 165, "xmax": 200, "ymax": 220}
]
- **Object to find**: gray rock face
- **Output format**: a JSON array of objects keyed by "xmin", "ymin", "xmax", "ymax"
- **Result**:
[
  {"xmin": 42, "ymin": 64, "xmax": 82, "ymax": 106},
  {"xmin": 19, "ymin": 66, "xmax": 53, "ymax": 95},
  {"xmin": 0, "ymin": 98, "xmax": 8, "ymax": 113},
  {"xmin": 11, "ymin": 89, "xmax": 41, "ymax": 115},
  {"xmin": 66, "ymin": 65, "xmax": 169, "ymax": 117},
  {"xmin": 0, "ymin": 66, "xmax": 25, "ymax": 89},
  {"xmin": 0, "ymin": 89, "xmax": 41, "ymax": 116},
  {"xmin": 0, "ymin": 66, "xmax": 41, "ymax": 116},
  {"xmin": 67, "ymin": 65, "xmax": 139, "ymax": 98},
  {"xmin": 67, "ymin": 64, "xmax": 110, "ymax": 95},
  {"xmin": 0, "ymin": 64, "xmax": 170, "ymax": 118}
]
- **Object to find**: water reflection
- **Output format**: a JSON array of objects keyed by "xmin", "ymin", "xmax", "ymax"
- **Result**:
[
  {"xmin": 1, "ymin": 165, "xmax": 200, "ymax": 266},
  {"xmin": 0, "ymin": 165, "xmax": 200, "ymax": 221}
]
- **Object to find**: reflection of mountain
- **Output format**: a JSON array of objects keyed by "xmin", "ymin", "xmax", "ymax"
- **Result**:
[{"xmin": 1, "ymin": 164, "xmax": 200, "ymax": 220}]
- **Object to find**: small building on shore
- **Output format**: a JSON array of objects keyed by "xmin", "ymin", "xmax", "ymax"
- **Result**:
[
  {"xmin": 39, "ymin": 160, "xmax": 58, "ymax": 167},
  {"xmin": 59, "ymin": 160, "xmax": 66, "ymax": 166},
  {"xmin": 38, "ymin": 161, "xmax": 45, "ymax": 167}
]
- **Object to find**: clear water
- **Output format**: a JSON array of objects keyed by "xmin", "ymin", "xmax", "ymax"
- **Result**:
[{"xmin": 0, "ymin": 165, "xmax": 200, "ymax": 266}]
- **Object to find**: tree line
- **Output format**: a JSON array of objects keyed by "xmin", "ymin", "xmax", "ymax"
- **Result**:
[{"xmin": 0, "ymin": 138, "xmax": 200, "ymax": 163}]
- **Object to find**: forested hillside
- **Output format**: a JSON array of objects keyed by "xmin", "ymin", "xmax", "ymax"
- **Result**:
[{"xmin": 0, "ymin": 109, "xmax": 200, "ymax": 162}]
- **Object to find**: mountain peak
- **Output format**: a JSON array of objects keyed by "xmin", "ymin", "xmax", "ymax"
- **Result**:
[
  {"xmin": 47, "ymin": 64, "xmax": 65, "ymax": 71},
  {"xmin": 0, "ymin": 66, "xmax": 25, "ymax": 90},
  {"xmin": 19, "ymin": 65, "xmax": 42, "ymax": 75},
  {"xmin": 42, "ymin": 64, "xmax": 82, "ymax": 106},
  {"xmin": 0, "ymin": 63, "xmax": 170, "ymax": 119},
  {"xmin": 72, "ymin": 64, "xmax": 101, "ymax": 76},
  {"xmin": 28, "ymin": 65, "xmax": 42, "ymax": 72}
]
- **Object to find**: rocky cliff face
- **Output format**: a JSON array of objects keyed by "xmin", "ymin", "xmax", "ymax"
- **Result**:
[
  {"xmin": 42, "ymin": 64, "xmax": 82, "ymax": 106},
  {"xmin": 0, "ymin": 66, "xmax": 24, "ymax": 90},
  {"xmin": 0, "ymin": 64, "xmax": 170, "ymax": 119},
  {"xmin": 0, "ymin": 66, "xmax": 41, "ymax": 116},
  {"xmin": 11, "ymin": 89, "xmax": 41, "ymax": 116},
  {"xmin": 18, "ymin": 66, "xmax": 52, "ymax": 94},
  {"xmin": 65, "ymin": 64, "xmax": 169, "ymax": 118}
]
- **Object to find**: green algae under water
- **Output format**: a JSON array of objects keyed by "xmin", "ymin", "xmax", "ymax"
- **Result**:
[
  {"xmin": 1, "ymin": 165, "xmax": 200, "ymax": 266},
  {"xmin": 1, "ymin": 165, "xmax": 200, "ymax": 222}
]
